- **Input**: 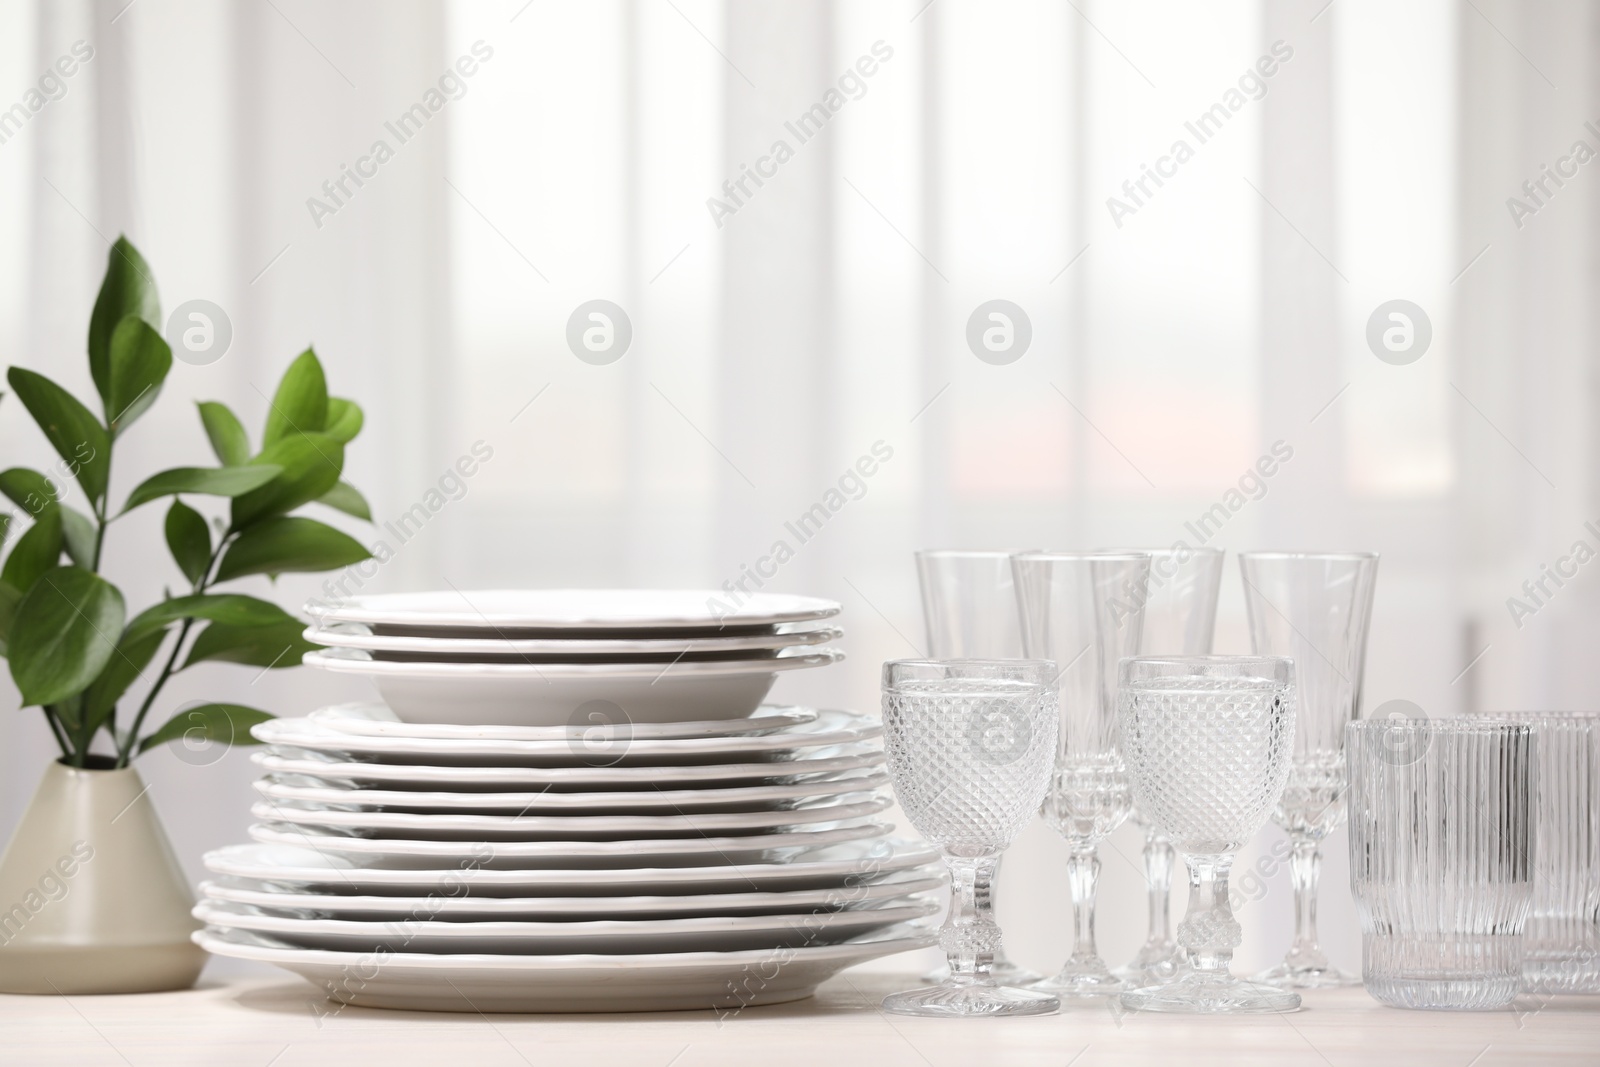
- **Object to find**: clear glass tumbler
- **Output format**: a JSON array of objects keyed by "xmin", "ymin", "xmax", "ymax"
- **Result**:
[
  {"xmin": 1114, "ymin": 546, "xmax": 1224, "ymax": 986},
  {"xmin": 1118, "ymin": 656, "xmax": 1300, "ymax": 1014},
  {"xmin": 1347, "ymin": 717, "xmax": 1536, "ymax": 1010},
  {"xmin": 880, "ymin": 659, "xmax": 1061, "ymax": 1018},
  {"xmin": 1490, "ymin": 712, "xmax": 1599, "ymax": 994},
  {"xmin": 1012, "ymin": 551, "xmax": 1149, "ymax": 996},
  {"xmin": 914, "ymin": 549, "xmax": 1040, "ymax": 986},
  {"xmin": 1239, "ymin": 551, "xmax": 1379, "ymax": 988}
]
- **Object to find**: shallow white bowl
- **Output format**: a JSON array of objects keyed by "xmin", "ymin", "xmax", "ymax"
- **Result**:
[{"xmin": 302, "ymin": 648, "xmax": 843, "ymax": 725}]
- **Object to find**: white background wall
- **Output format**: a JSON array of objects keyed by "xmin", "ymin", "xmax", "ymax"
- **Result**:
[{"xmin": 0, "ymin": 0, "xmax": 1592, "ymax": 986}]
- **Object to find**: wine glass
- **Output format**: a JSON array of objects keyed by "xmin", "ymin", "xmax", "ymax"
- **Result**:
[
  {"xmin": 880, "ymin": 659, "xmax": 1060, "ymax": 1018},
  {"xmin": 1118, "ymin": 655, "xmax": 1300, "ymax": 1014},
  {"xmin": 1011, "ymin": 551, "xmax": 1149, "ymax": 996},
  {"xmin": 1239, "ymin": 551, "xmax": 1378, "ymax": 988},
  {"xmin": 914, "ymin": 549, "xmax": 1041, "ymax": 986},
  {"xmin": 1113, "ymin": 546, "xmax": 1223, "ymax": 986}
]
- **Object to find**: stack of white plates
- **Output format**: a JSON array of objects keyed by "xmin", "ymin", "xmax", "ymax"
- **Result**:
[
  {"xmin": 196, "ymin": 703, "xmax": 939, "ymax": 1012},
  {"xmin": 299, "ymin": 589, "xmax": 847, "ymax": 725}
]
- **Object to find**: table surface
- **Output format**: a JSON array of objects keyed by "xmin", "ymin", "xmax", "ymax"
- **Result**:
[{"xmin": 1, "ymin": 965, "xmax": 1595, "ymax": 1066}]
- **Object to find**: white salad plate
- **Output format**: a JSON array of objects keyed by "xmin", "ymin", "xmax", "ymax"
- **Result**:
[
  {"xmin": 307, "ymin": 702, "xmax": 818, "ymax": 743},
  {"xmin": 202, "ymin": 840, "xmax": 941, "ymax": 894},
  {"xmin": 249, "ymin": 795, "xmax": 892, "ymax": 841},
  {"xmin": 305, "ymin": 624, "xmax": 843, "ymax": 658},
  {"xmin": 253, "ymin": 708, "xmax": 880, "ymax": 766},
  {"xmin": 194, "ymin": 923, "xmax": 936, "ymax": 1012},
  {"xmin": 194, "ymin": 897, "xmax": 938, "ymax": 954},
  {"xmin": 250, "ymin": 745, "xmax": 883, "ymax": 789},
  {"xmin": 253, "ymin": 769, "xmax": 891, "ymax": 813},
  {"xmin": 248, "ymin": 821, "xmax": 890, "ymax": 867},
  {"xmin": 303, "ymin": 648, "xmax": 844, "ymax": 725},
  {"xmin": 198, "ymin": 869, "xmax": 946, "ymax": 919},
  {"xmin": 304, "ymin": 589, "xmax": 841, "ymax": 635}
]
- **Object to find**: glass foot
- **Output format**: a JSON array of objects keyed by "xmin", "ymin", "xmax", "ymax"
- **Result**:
[
  {"xmin": 1254, "ymin": 961, "xmax": 1361, "ymax": 989},
  {"xmin": 1116, "ymin": 940, "xmax": 1182, "ymax": 986},
  {"xmin": 920, "ymin": 957, "xmax": 1044, "ymax": 987},
  {"xmin": 1031, "ymin": 957, "xmax": 1128, "ymax": 997},
  {"xmin": 1122, "ymin": 971, "xmax": 1301, "ymax": 1014},
  {"xmin": 882, "ymin": 981, "xmax": 1060, "ymax": 1018}
]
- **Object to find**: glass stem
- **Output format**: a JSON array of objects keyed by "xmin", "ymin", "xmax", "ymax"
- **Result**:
[
  {"xmin": 1286, "ymin": 834, "xmax": 1325, "ymax": 966},
  {"xmin": 941, "ymin": 853, "xmax": 999, "ymax": 984},
  {"xmin": 1066, "ymin": 846, "xmax": 1101, "ymax": 962},
  {"xmin": 1178, "ymin": 854, "xmax": 1240, "ymax": 977},
  {"xmin": 1143, "ymin": 828, "xmax": 1173, "ymax": 944}
]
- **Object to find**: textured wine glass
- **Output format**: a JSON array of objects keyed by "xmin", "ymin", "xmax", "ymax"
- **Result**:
[
  {"xmin": 1012, "ymin": 551, "xmax": 1149, "ymax": 996},
  {"xmin": 1110, "ymin": 546, "xmax": 1224, "ymax": 986},
  {"xmin": 1239, "ymin": 551, "xmax": 1378, "ymax": 989},
  {"xmin": 914, "ymin": 549, "xmax": 1042, "ymax": 986},
  {"xmin": 880, "ymin": 659, "xmax": 1061, "ymax": 1018},
  {"xmin": 1347, "ymin": 717, "xmax": 1536, "ymax": 1010},
  {"xmin": 1118, "ymin": 656, "xmax": 1300, "ymax": 1014},
  {"xmin": 1473, "ymin": 712, "xmax": 1597, "ymax": 994}
]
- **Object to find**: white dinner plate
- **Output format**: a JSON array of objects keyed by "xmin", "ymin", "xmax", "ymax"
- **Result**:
[
  {"xmin": 202, "ymin": 840, "xmax": 941, "ymax": 895},
  {"xmin": 195, "ymin": 923, "xmax": 936, "ymax": 1012},
  {"xmin": 199, "ymin": 869, "xmax": 946, "ymax": 919},
  {"xmin": 303, "ymin": 648, "xmax": 844, "ymax": 725},
  {"xmin": 304, "ymin": 589, "xmax": 841, "ymax": 635},
  {"xmin": 253, "ymin": 769, "xmax": 890, "ymax": 813},
  {"xmin": 195, "ymin": 897, "xmax": 938, "ymax": 954},
  {"xmin": 249, "ymin": 795, "xmax": 892, "ymax": 841},
  {"xmin": 250, "ymin": 745, "xmax": 883, "ymax": 789},
  {"xmin": 253, "ymin": 708, "xmax": 880, "ymax": 766},
  {"xmin": 306, "ymin": 624, "xmax": 843, "ymax": 659},
  {"xmin": 308, "ymin": 702, "xmax": 818, "ymax": 743},
  {"xmin": 248, "ymin": 821, "xmax": 890, "ymax": 868}
]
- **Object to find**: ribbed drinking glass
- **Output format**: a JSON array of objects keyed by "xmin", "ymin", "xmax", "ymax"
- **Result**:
[
  {"xmin": 1239, "ymin": 551, "xmax": 1378, "ymax": 988},
  {"xmin": 914, "ymin": 549, "xmax": 1040, "ymax": 986},
  {"xmin": 1347, "ymin": 717, "xmax": 1536, "ymax": 1010},
  {"xmin": 1115, "ymin": 546, "xmax": 1224, "ymax": 985},
  {"xmin": 1118, "ymin": 656, "xmax": 1300, "ymax": 1014},
  {"xmin": 1012, "ymin": 551, "xmax": 1149, "ymax": 996},
  {"xmin": 1491, "ymin": 712, "xmax": 1599, "ymax": 993},
  {"xmin": 880, "ymin": 659, "xmax": 1061, "ymax": 1018}
]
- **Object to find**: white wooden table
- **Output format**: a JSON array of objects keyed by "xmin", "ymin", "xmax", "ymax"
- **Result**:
[{"xmin": 1, "ymin": 963, "xmax": 1594, "ymax": 1066}]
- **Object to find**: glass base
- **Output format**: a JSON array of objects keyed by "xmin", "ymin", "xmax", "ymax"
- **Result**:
[
  {"xmin": 1254, "ymin": 960, "xmax": 1361, "ymax": 989},
  {"xmin": 1122, "ymin": 971, "xmax": 1301, "ymax": 1014},
  {"xmin": 920, "ymin": 957, "xmax": 1044, "ymax": 987},
  {"xmin": 882, "ymin": 981, "xmax": 1060, "ymax": 1018},
  {"xmin": 1364, "ymin": 975, "xmax": 1519, "ymax": 1012},
  {"xmin": 1031, "ymin": 957, "xmax": 1128, "ymax": 997}
]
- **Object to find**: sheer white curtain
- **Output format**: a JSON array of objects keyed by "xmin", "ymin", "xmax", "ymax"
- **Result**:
[{"xmin": 0, "ymin": 0, "xmax": 1593, "ymax": 980}]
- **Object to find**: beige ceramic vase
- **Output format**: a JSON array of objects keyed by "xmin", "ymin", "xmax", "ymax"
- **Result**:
[{"xmin": 0, "ymin": 759, "xmax": 205, "ymax": 994}]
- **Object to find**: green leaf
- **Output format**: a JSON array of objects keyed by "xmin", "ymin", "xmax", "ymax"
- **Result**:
[
  {"xmin": 1, "ymin": 508, "xmax": 63, "ymax": 594},
  {"xmin": 0, "ymin": 468, "xmax": 58, "ymax": 516},
  {"xmin": 87, "ymin": 237, "xmax": 160, "ymax": 406},
  {"xmin": 316, "ymin": 480, "xmax": 371, "ymax": 521},
  {"xmin": 137, "ymin": 702, "xmax": 273, "ymax": 755},
  {"xmin": 59, "ymin": 506, "xmax": 96, "ymax": 569},
  {"xmin": 0, "ymin": 579, "xmax": 22, "ymax": 655},
  {"xmin": 121, "ymin": 465, "xmax": 282, "ymax": 514},
  {"xmin": 198, "ymin": 401, "xmax": 250, "ymax": 466},
  {"xmin": 164, "ymin": 500, "xmax": 211, "ymax": 585},
  {"xmin": 82, "ymin": 626, "xmax": 168, "ymax": 726},
  {"xmin": 105, "ymin": 316, "xmax": 172, "ymax": 435},
  {"xmin": 323, "ymin": 397, "xmax": 363, "ymax": 443},
  {"xmin": 215, "ymin": 516, "xmax": 371, "ymax": 581},
  {"xmin": 229, "ymin": 433, "xmax": 343, "ymax": 529},
  {"xmin": 183, "ymin": 619, "xmax": 318, "ymax": 670},
  {"xmin": 8, "ymin": 566, "xmax": 126, "ymax": 707},
  {"xmin": 5, "ymin": 368, "xmax": 111, "ymax": 505},
  {"xmin": 262, "ymin": 349, "xmax": 328, "ymax": 449},
  {"xmin": 124, "ymin": 592, "xmax": 299, "ymax": 644}
]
